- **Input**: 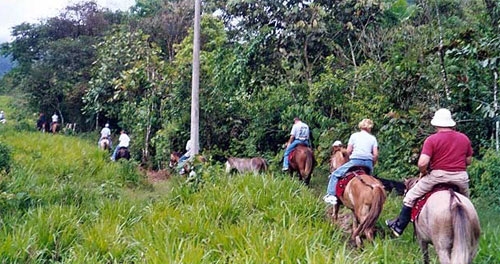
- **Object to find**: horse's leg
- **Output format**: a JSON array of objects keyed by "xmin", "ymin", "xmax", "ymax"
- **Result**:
[
  {"xmin": 418, "ymin": 239, "xmax": 430, "ymax": 264},
  {"xmin": 333, "ymin": 204, "xmax": 340, "ymax": 221}
]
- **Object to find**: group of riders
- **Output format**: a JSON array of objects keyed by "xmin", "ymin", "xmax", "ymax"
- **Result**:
[
  {"xmin": 97, "ymin": 123, "xmax": 131, "ymax": 161},
  {"xmin": 69, "ymin": 107, "xmax": 475, "ymax": 239},
  {"xmin": 283, "ymin": 108, "xmax": 472, "ymax": 238},
  {"xmin": 36, "ymin": 112, "xmax": 60, "ymax": 133}
]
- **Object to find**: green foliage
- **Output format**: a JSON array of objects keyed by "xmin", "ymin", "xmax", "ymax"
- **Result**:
[
  {"xmin": 468, "ymin": 149, "xmax": 500, "ymax": 205},
  {"xmin": 0, "ymin": 141, "xmax": 11, "ymax": 173}
]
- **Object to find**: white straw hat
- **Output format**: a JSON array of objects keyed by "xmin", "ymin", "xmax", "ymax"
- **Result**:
[
  {"xmin": 430, "ymin": 108, "xmax": 456, "ymax": 127},
  {"xmin": 332, "ymin": 140, "xmax": 342, "ymax": 147}
]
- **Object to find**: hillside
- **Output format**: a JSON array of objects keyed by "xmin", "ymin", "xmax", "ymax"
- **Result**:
[{"xmin": 0, "ymin": 95, "xmax": 499, "ymax": 263}]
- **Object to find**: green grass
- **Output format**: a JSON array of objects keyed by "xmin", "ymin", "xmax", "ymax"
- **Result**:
[{"xmin": 0, "ymin": 95, "xmax": 499, "ymax": 263}]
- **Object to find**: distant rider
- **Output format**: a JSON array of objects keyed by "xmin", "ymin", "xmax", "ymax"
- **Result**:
[
  {"xmin": 0, "ymin": 110, "xmax": 5, "ymax": 124},
  {"xmin": 99, "ymin": 123, "xmax": 112, "ymax": 149},
  {"xmin": 111, "ymin": 130, "xmax": 130, "ymax": 161},
  {"xmin": 178, "ymin": 139, "xmax": 193, "ymax": 175},
  {"xmin": 282, "ymin": 117, "xmax": 310, "ymax": 171}
]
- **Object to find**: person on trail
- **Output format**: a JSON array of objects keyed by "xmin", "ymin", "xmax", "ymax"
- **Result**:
[
  {"xmin": 323, "ymin": 119, "xmax": 378, "ymax": 206},
  {"xmin": 332, "ymin": 140, "xmax": 343, "ymax": 152},
  {"xmin": 51, "ymin": 112, "xmax": 59, "ymax": 124},
  {"xmin": 282, "ymin": 117, "xmax": 311, "ymax": 171},
  {"xmin": 386, "ymin": 108, "xmax": 473, "ymax": 237},
  {"xmin": 111, "ymin": 130, "xmax": 130, "ymax": 161},
  {"xmin": 99, "ymin": 123, "xmax": 112, "ymax": 149},
  {"xmin": 0, "ymin": 110, "xmax": 5, "ymax": 124},
  {"xmin": 37, "ymin": 112, "xmax": 46, "ymax": 130},
  {"xmin": 178, "ymin": 139, "xmax": 193, "ymax": 175}
]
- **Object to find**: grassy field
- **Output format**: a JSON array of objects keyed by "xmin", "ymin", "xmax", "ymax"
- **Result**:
[{"xmin": 0, "ymin": 96, "xmax": 499, "ymax": 263}]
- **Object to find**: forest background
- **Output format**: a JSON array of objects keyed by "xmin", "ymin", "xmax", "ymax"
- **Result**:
[{"xmin": 1, "ymin": 0, "xmax": 500, "ymax": 186}]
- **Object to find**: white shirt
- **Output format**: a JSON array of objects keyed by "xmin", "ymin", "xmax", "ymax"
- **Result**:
[
  {"xmin": 290, "ymin": 121, "xmax": 310, "ymax": 140},
  {"xmin": 52, "ymin": 114, "xmax": 59, "ymax": 123},
  {"xmin": 118, "ymin": 133, "xmax": 130, "ymax": 147},
  {"xmin": 348, "ymin": 130, "xmax": 378, "ymax": 160},
  {"xmin": 100, "ymin": 127, "xmax": 111, "ymax": 138},
  {"xmin": 185, "ymin": 139, "xmax": 193, "ymax": 156}
]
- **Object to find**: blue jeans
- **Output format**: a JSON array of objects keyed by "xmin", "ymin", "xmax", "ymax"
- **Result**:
[
  {"xmin": 177, "ymin": 153, "xmax": 190, "ymax": 171},
  {"xmin": 283, "ymin": 139, "xmax": 309, "ymax": 168},
  {"xmin": 326, "ymin": 159, "xmax": 374, "ymax": 196}
]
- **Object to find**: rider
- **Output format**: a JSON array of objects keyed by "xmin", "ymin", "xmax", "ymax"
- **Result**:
[
  {"xmin": 282, "ymin": 117, "xmax": 310, "ymax": 171},
  {"xmin": 51, "ymin": 112, "xmax": 59, "ymax": 128},
  {"xmin": 37, "ymin": 112, "xmax": 46, "ymax": 130},
  {"xmin": 386, "ymin": 108, "xmax": 473, "ymax": 237},
  {"xmin": 178, "ymin": 139, "xmax": 193, "ymax": 175},
  {"xmin": 332, "ymin": 140, "xmax": 343, "ymax": 152},
  {"xmin": 0, "ymin": 110, "xmax": 5, "ymax": 124},
  {"xmin": 323, "ymin": 119, "xmax": 379, "ymax": 206},
  {"xmin": 99, "ymin": 123, "xmax": 112, "ymax": 149},
  {"xmin": 111, "ymin": 129, "xmax": 130, "ymax": 161}
]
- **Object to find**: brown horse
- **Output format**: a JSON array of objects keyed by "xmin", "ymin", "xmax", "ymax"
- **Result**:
[
  {"xmin": 51, "ymin": 122, "xmax": 59, "ymax": 134},
  {"xmin": 288, "ymin": 144, "xmax": 315, "ymax": 185},
  {"xmin": 330, "ymin": 147, "xmax": 349, "ymax": 173},
  {"xmin": 331, "ymin": 151, "xmax": 386, "ymax": 247},
  {"xmin": 169, "ymin": 152, "xmax": 206, "ymax": 175},
  {"xmin": 225, "ymin": 157, "xmax": 268, "ymax": 174},
  {"xmin": 405, "ymin": 178, "xmax": 480, "ymax": 264},
  {"xmin": 116, "ymin": 147, "xmax": 130, "ymax": 161}
]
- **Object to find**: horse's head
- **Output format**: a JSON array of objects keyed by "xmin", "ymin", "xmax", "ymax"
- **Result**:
[
  {"xmin": 404, "ymin": 177, "xmax": 419, "ymax": 194},
  {"xmin": 169, "ymin": 152, "xmax": 181, "ymax": 168},
  {"xmin": 330, "ymin": 148, "xmax": 349, "ymax": 172}
]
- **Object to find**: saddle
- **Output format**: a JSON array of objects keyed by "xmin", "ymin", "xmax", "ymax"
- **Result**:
[
  {"xmin": 335, "ymin": 166, "xmax": 369, "ymax": 198},
  {"xmin": 411, "ymin": 183, "xmax": 459, "ymax": 221}
]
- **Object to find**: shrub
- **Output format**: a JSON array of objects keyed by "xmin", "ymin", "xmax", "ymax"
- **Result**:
[
  {"xmin": 0, "ymin": 141, "xmax": 11, "ymax": 173},
  {"xmin": 468, "ymin": 149, "xmax": 500, "ymax": 206}
]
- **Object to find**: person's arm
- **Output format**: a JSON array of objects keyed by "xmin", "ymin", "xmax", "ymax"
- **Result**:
[
  {"xmin": 346, "ymin": 144, "xmax": 354, "ymax": 156},
  {"xmin": 372, "ymin": 146, "xmax": 379, "ymax": 165},
  {"xmin": 417, "ymin": 154, "xmax": 431, "ymax": 176},
  {"xmin": 286, "ymin": 135, "xmax": 295, "ymax": 147},
  {"xmin": 465, "ymin": 156, "xmax": 472, "ymax": 166}
]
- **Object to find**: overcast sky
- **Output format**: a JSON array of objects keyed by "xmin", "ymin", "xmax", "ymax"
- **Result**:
[{"xmin": 0, "ymin": 0, "xmax": 136, "ymax": 43}]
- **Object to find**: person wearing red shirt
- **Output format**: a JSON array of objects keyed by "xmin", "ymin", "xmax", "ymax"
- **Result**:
[{"xmin": 386, "ymin": 108, "xmax": 473, "ymax": 237}]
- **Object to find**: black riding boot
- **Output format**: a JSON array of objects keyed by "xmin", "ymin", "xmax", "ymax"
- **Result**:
[{"xmin": 385, "ymin": 205, "xmax": 412, "ymax": 237}]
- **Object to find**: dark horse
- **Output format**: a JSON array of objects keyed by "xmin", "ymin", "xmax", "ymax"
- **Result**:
[
  {"xmin": 287, "ymin": 144, "xmax": 315, "ymax": 185},
  {"xmin": 169, "ymin": 151, "xmax": 206, "ymax": 175},
  {"xmin": 116, "ymin": 147, "xmax": 130, "ymax": 161}
]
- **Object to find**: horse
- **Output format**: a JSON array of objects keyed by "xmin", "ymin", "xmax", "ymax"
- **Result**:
[
  {"xmin": 99, "ymin": 137, "xmax": 110, "ymax": 151},
  {"xmin": 50, "ymin": 122, "xmax": 59, "ymax": 134},
  {"xmin": 287, "ymin": 144, "xmax": 315, "ymax": 185},
  {"xmin": 330, "ymin": 147, "xmax": 349, "ymax": 173},
  {"xmin": 115, "ymin": 147, "xmax": 130, "ymax": 161},
  {"xmin": 169, "ymin": 151, "xmax": 206, "ymax": 175},
  {"xmin": 330, "ymin": 150, "xmax": 386, "ymax": 247},
  {"xmin": 405, "ymin": 177, "xmax": 480, "ymax": 264},
  {"xmin": 225, "ymin": 157, "xmax": 268, "ymax": 174}
]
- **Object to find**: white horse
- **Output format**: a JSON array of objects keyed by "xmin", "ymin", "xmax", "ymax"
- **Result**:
[
  {"xmin": 406, "ymin": 178, "xmax": 481, "ymax": 264},
  {"xmin": 225, "ymin": 157, "xmax": 267, "ymax": 175}
]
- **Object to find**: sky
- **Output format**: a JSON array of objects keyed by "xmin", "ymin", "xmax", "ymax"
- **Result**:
[{"xmin": 0, "ymin": 0, "xmax": 136, "ymax": 43}]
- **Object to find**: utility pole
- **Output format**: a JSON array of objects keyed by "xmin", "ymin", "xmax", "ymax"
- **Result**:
[{"xmin": 190, "ymin": 0, "xmax": 201, "ymax": 155}]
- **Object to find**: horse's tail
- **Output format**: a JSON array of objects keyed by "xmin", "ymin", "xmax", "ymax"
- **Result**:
[
  {"xmin": 261, "ymin": 158, "xmax": 268, "ymax": 172},
  {"xmin": 352, "ymin": 184, "xmax": 386, "ymax": 239},
  {"xmin": 450, "ymin": 191, "xmax": 481, "ymax": 264},
  {"xmin": 303, "ymin": 150, "xmax": 313, "ymax": 177}
]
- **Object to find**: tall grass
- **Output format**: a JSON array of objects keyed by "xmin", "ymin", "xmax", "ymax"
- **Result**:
[{"xmin": 0, "ymin": 96, "xmax": 498, "ymax": 263}]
